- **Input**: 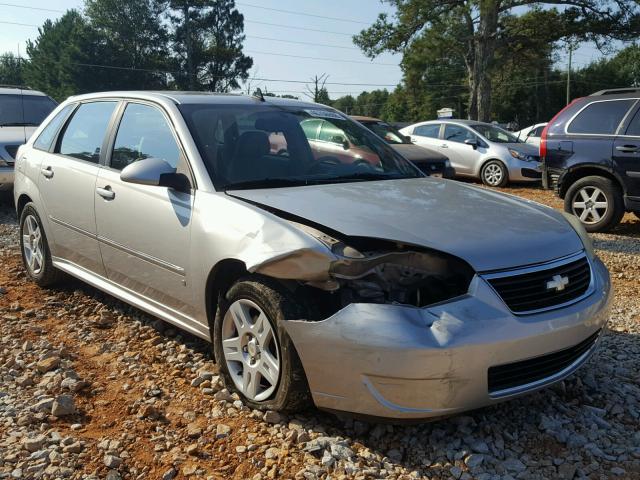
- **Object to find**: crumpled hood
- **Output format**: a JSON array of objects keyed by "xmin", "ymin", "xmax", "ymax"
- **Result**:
[
  {"xmin": 228, "ymin": 178, "xmax": 583, "ymax": 272},
  {"xmin": 390, "ymin": 144, "xmax": 448, "ymax": 162}
]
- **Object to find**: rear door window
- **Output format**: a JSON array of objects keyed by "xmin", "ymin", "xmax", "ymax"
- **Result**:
[
  {"xmin": 57, "ymin": 101, "xmax": 118, "ymax": 163},
  {"xmin": 413, "ymin": 124, "xmax": 440, "ymax": 138},
  {"xmin": 34, "ymin": 104, "xmax": 74, "ymax": 151},
  {"xmin": 567, "ymin": 100, "xmax": 635, "ymax": 135}
]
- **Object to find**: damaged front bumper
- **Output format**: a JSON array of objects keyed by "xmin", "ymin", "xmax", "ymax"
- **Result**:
[{"xmin": 283, "ymin": 256, "xmax": 611, "ymax": 419}]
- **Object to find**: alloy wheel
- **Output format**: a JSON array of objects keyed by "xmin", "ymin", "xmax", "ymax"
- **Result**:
[
  {"xmin": 572, "ymin": 186, "xmax": 608, "ymax": 224},
  {"xmin": 22, "ymin": 214, "xmax": 44, "ymax": 275},
  {"xmin": 483, "ymin": 163, "xmax": 503, "ymax": 186},
  {"xmin": 221, "ymin": 299, "xmax": 280, "ymax": 401}
]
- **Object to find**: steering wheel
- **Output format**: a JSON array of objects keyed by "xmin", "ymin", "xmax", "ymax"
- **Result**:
[{"xmin": 306, "ymin": 156, "xmax": 341, "ymax": 174}]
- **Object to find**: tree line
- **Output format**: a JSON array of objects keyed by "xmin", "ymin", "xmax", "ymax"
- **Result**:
[
  {"xmin": 1, "ymin": 0, "xmax": 640, "ymax": 128},
  {"xmin": 0, "ymin": 0, "xmax": 252, "ymax": 101}
]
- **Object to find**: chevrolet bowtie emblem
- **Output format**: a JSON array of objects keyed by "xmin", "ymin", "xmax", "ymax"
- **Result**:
[{"xmin": 546, "ymin": 274, "xmax": 569, "ymax": 292}]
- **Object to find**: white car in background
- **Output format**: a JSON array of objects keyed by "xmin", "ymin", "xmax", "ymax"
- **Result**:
[
  {"xmin": 400, "ymin": 119, "xmax": 542, "ymax": 187},
  {"xmin": 515, "ymin": 122, "xmax": 548, "ymax": 147}
]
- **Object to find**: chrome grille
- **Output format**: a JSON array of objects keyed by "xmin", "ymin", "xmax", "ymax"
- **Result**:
[{"xmin": 484, "ymin": 254, "xmax": 592, "ymax": 314}]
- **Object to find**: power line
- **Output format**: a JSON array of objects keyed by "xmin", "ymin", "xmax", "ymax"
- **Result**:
[
  {"xmin": 245, "ymin": 50, "xmax": 398, "ymax": 66},
  {"xmin": 245, "ymin": 20, "xmax": 355, "ymax": 37},
  {"xmin": 0, "ymin": 20, "xmax": 39, "ymax": 28},
  {"xmin": 246, "ymin": 35, "xmax": 358, "ymax": 50},
  {"xmin": 0, "ymin": 2, "xmax": 64, "ymax": 13},
  {"xmin": 236, "ymin": 2, "xmax": 369, "ymax": 25}
]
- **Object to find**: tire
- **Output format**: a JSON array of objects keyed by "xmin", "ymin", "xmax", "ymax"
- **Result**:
[
  {"xmin": 564, "ymin": 176, "xmax": 624, "ymax": 233},
  {"xmin": 213, "ymin": 276, "xmax": 311, "ymax": 412},
  {"xmin": 19, "ymin": 203, "xmax": 64, "ymax": 286},
  {"xmin": 481, "ymin": 160, "xmax": 508, "ymax": 187}
]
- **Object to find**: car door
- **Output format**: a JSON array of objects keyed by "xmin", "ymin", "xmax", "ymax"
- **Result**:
[
  {"xmin": 441, "ymin": 124, "xmax": 482, "ymax": 175},
  {"xmin": 37, "ymin": 101, "xmax": 119, "ymax": 275},
  {"xmin": 614, "ymin": 105, "xmax": 640, "ymax": 198},
  {"xmin": 409, "ymin": 123, "xmax": 442, "ymax": 150},
  {"xmin": 94, "ymin": 101, "xmax": 197, "ymax": 320}
]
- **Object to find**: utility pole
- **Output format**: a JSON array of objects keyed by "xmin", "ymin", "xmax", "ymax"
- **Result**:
[{"xmin": 566, "ymin": 39, "xmax": 577, "ymax": 106}]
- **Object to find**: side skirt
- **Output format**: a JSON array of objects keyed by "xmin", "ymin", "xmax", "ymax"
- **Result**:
[{"xmin": 52, "ymin": 256, "xmax": 210, "ymax": 341}]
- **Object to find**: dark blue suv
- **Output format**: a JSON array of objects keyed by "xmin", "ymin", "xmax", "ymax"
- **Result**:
[{"xmin": 541, "ymin": 88, "xmax": 640, "ymax": 232}]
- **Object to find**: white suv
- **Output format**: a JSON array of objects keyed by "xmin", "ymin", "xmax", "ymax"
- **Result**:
[{"xmin": 0, "ymin": 87, "xmax": 57, "ymax": 191}]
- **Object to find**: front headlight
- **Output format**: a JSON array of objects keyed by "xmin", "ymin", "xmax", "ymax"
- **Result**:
[
  {"xmin": 562, "ymin": 212, "xmax": 596, "ymax": 259},
  {"xmin": 509, "ymin": 149, "xmax": 533, "ymax": 162}
]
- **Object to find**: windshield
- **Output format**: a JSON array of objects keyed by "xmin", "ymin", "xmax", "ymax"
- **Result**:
[
  {"xmin": 363, "ymin": 121, "xmax": 408, "ymax": 145},
  {"xmin": 470, "ymin": 124, "xmax": 520, "ymax": 143},
  {"xmin": 0, "ymin": 94, "xmax": 57, "ymax": 126},
  {"xmin": 179, "ymin": 104, "xmax": 422, "ymax": 190}
]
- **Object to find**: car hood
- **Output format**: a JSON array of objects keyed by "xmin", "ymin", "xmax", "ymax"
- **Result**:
[
  {"xmin": 228, "ymin": 178, "xmax": 583, "ymax": 272},
  {"xmin": 390, "ymin": 144, "xmax": 448, "ymax": 162}
]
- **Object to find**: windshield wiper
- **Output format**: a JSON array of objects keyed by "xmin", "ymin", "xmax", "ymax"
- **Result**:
[
  {"xmin": 223, "ymin": 177, "xmax": 316, "ymax": 190},
  {"xmin": 0, "ymin": 122, "xmax": 39, "ymax": 127}
]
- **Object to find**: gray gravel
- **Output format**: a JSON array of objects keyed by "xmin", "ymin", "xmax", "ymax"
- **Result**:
[{"xmin": 0, "ymin": 197, "xmax": 639, "ymax": 479}]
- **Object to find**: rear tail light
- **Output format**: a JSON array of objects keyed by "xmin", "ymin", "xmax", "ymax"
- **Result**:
[{"xmin": 540, "ymin": 98, "xmax": 583, "ymax": 160}]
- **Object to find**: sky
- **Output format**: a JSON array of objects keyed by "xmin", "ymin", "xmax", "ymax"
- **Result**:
[{"xmin": 0, "ymin": 0, "xmax": 619, "ymax": 100}]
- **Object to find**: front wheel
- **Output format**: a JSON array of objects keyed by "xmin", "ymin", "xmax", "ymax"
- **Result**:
[
  {"xmin": 213, "ymin": 277, "xmax": 310, "ymax": 412},
  {"xmin": 481, "ymin": 160, "xmax": 508, "ymax": 187},
  {"xmin": 19, "ymin": 203, "xmax": 63, "ymax": 286},
  {"xmin": 564, "ymin": 176, "xmax": 624, "ymax": 232}
]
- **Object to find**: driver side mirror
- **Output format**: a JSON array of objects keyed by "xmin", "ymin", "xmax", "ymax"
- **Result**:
[
  {"xmin": 464, "ymin": 138, "xmax": 478, "ymax": 149},
  {"xmin": 402, "ymin": 135, "xmax": 412, "ymax": 143},
  {"xmin": 121, "ymin": 157, "xmax": 191, "ymax": 192}
]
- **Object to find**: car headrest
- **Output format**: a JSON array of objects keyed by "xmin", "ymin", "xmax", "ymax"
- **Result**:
[{"xmin": 235, "ymin": 130, "xmax": 270, "ymax": 158}]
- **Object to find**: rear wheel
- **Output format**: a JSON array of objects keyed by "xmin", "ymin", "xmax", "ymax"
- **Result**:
[
  {"xmin": 19, "ymin": 203, "xmax": 63, "ymax": 286},
  {"xmin": 564, "ymin": 176, "xmax": 624, "ymax": 232},
  {"xmin": 481, "ymin": 160, "xmax": 508, "ymax": 187},
  {"xmin": 213, "ymin": 277, "xmax": 310, "ymax": 412}
]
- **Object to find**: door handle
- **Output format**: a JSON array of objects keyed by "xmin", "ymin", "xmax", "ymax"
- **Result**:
[
  {"xmin": 96, "ymin": 186, "xmax": 115, "ymax": 200},
  {"xmin": 41, "ymin": 166, "xmax": 54, "ymax": 178},
  {"xmin": 616, "ymin": 145, "xmax": 639, "ymax": 153},
  {"xmin": 440, "ymin": 144, "xmax": 449, "ymax": 148}
]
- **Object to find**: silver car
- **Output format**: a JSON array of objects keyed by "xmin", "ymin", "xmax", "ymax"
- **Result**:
[
  {"xmin": 14, "ymin": 92, "xmax": 610, "ymax": 420},
  {"xmin": 400, "ymin": 119, "xmax": 542, "ymax": 187},
  {"xmin": 0, "ymin": 87, "xmax": 57, "ymax": 191}
]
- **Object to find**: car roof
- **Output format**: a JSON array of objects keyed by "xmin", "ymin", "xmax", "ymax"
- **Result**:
[
  {"xmin": 0, "ymin": 87, "xmax": 49, "ymax": 97},
  {"xmin": 412, "ymin": 119, "xmax": 492, "ymax": 127},
  {"xmin": 66, "ymin": 90, "xmax": 330, "ymax": 109},
  {"xmin": 350, "ymin": 115, "xmax": 382, "ymax": 122}
]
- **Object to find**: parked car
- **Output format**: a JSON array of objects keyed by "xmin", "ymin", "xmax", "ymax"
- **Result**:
[
  {"xmin": 400, "ymin": 120, "xmax": 542, "ymax": 187},
  {"xmin": 300, "ymin": 117, "xmax": 381, "ymax": 166},
  {"xmin": 351, "ymin": 115, "xmax": 454, "ymax": 177},
  {"xmin": 0, "ymin": 86, "xmax": 57, "ymax": 191},
  {"xmin": 541, "ymin": 88, "xmax": 640, "ymax": 232},
  {"xmin": 14, "ymin": 92, "xmax": 610, "ymax": 420},
  {"xmin": 515, "ymin": 123, "xmax": 548, "ymax": 147}
]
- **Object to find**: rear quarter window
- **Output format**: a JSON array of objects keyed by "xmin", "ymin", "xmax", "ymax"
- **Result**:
[{"xmin": 567, "ymin": 99, "xmax": 636, "ymax": 135}]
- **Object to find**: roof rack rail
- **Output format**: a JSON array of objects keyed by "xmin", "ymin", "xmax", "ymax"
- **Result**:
[
  {"xmin": 590, "ymin": 87, "xmax": 640, "ymax": 96},
  {"xmin": 0, "ymin": 84, "xmax": 33, "ymax": 90}
]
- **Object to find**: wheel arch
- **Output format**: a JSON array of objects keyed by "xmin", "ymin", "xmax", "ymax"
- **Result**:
[
  {"xmin": 204, "ymin": 258, "xmax": 249, "ymax": 341},
  {"xmin": 16, "ymin": 193, "xmax": 33, "ymax": 217},
  {"xmin": 558, "ymin": 165, "xmax": 623, "ymax": 199}
]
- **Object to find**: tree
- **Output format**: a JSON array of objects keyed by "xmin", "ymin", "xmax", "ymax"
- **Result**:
[
  {"xmin": 169, "ymin": 0, "xmax": 253, "ymax": 92},
  {"xmin": 0, "ymin": 53, "xmax": 25, "ymax": 86},
  {"xmin": 355, "ymin": 1, "xmax": 640, "ymax": 121},
  {"xmin": 304, "ymin": 74, "xmax": 330, "ymax": 103},
  {"xmin": 24, "ymin": 10, "xmax": 102, "ymax": 100},
  {"xmin": 84, "ymin": 0, "xmax": 169, "ymax": 89}
]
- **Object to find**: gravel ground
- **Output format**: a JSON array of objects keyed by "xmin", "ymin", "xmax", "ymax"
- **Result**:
[{"xmin": 0, "ymin": 186, "xmax": 639, "ymax": 480}]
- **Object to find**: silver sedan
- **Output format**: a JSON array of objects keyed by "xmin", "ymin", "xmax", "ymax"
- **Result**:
[
  {"xmin": 14, "ymin": 92, "xmax": 610, "ymax": 419},
  {"xmin": 400, "ymin": 119, "xmax": 542, "ymax": 187}
]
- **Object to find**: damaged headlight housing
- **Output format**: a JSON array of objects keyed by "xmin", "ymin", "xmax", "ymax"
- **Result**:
[{"xmin": 295, "ymin": 222, "xmax": 475, "ymax": 308}]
